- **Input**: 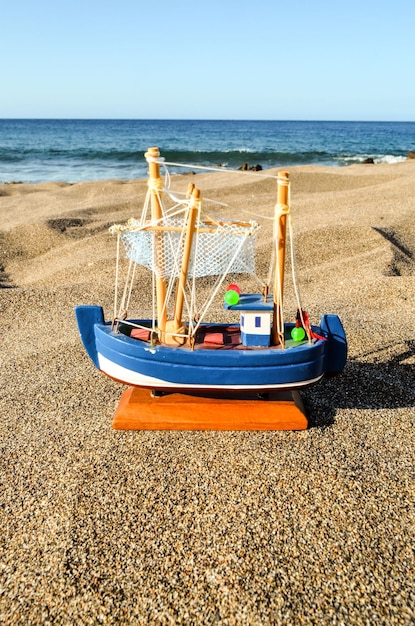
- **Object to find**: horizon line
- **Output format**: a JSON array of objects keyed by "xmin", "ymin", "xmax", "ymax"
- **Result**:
[{"xmin": 1, "ymin": 117, "xmax": 414, "ymax": 124}]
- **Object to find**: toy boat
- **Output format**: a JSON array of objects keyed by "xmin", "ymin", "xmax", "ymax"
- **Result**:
[{"xmin": 75, "ymin": 147, "xmax": 347, "ymax": 397}]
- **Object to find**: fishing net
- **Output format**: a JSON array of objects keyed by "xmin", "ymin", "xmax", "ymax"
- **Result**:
[{"xmin": 121, "ymin": 218, "xmax": 259, "ymax": 279}]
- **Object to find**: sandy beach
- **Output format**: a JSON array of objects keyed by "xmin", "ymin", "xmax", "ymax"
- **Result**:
[{"xmin": 1, "ymin": 161, "xmax": 414, "ymax": 624}]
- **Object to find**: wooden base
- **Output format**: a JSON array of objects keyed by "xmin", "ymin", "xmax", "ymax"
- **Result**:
[{"xmin": 112, "ymin": 387, "xmax": 308, "ymax": 431}]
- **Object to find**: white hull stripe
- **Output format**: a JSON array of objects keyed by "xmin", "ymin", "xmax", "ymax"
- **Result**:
[{"xmin": 97, "ymin": 353, "xmax": 323, "ymax": 390}]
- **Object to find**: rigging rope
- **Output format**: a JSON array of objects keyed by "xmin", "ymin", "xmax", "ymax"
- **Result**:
[
  {"xmin": 160, "ymin": 159, "xmax": 281, "ymax": 180},
  {"xmin": 112, "ymin": 159, "xmax": 308, "ymax": 341}
]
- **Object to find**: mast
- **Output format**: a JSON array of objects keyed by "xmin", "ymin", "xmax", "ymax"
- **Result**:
[
  {"xmin": 145, "ymin": 147, "xmax": 167, "ymax": 341},
  {"xmin": 165, "ymin": 186, "xmax": 200, "ymax": 345},
  {"xmin": 271, "ymin": 171, "xmax": 290, "ymax": 347}
]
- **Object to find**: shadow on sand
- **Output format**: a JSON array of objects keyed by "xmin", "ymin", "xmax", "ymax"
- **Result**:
[
  {"xmin": 304, "ymin": 340, "xmax": 415, "ymax": 428},
  {"xmin": 0, "ymin": 264, "xmax": 14, "ymax": 288}
]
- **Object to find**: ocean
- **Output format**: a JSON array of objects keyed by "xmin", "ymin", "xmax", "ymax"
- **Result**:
[{"xmin": 0, "ymin": 119, "xmax": 414, "ymax": 184}]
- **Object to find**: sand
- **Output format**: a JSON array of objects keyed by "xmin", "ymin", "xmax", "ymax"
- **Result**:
[{"xmin": 0, "ymin": 161, "xmax": 414, "ymax": 624}]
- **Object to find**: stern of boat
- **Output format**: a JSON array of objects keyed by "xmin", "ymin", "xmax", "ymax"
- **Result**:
[{"xmin": 74, "ymin": 305, "xmax": 105, "ymax": 369}]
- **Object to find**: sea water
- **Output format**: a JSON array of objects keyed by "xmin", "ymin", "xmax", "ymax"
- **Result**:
[{"xmin": 0, "ymin": 119, "xmax": 414, "ymax": 183}]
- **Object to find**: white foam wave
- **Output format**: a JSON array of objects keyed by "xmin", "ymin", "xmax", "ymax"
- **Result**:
[
  {"xmin": 374, "ymin": 155, "xmax": 407, "ymax": 164},
  {"xmin": 341, "ymin": 154, "xmax": 407, "ymax": 165},
  {"xmin": 224, "ymin": 147, "xmax": 255, "ymax": 154}
]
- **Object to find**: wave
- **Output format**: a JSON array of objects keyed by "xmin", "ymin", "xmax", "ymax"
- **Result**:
[
  {"xmin": 148, "ymin": 149, "xmax": 338, "ymax": 168},
  {"xmin": 0, "ymin": 144, "xmax": 410, "ymax": 184},
  {"xmin": 340, "ymin": 154, "xmax": 407, "ymax": 165},
  {"xmin": 372, "ymin": 154, "xmax": 407, "ymax": 164},
  {"xmin": 0, "ymin": 147, "xmax": 145, "ymax": 163},
  {"xmin": 1, "ymin": 145, "xmax": 409, "ymax": 167},
  {"xmin": 2, "ymin": 119, "xmax": 414, "ymax": 182}
]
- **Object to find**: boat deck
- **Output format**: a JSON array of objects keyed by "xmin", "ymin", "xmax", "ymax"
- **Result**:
[{"xmin": 119, "ymin": 322, "xmax": 304, "ymax": 351}]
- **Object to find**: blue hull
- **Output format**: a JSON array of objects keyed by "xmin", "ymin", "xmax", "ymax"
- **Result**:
[{"xmin": 75, "ymin": 306, "xmax": 347, "ymax": 392}]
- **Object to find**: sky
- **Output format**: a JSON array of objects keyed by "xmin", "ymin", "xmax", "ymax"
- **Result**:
[{"xmin": 1, "ymin": 0, "xmax": 414, "ymax": 121}]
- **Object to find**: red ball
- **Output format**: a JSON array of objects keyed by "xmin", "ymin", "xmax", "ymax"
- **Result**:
[{"xmin": 227, "ymin": 283, "xmax": 241, "ymax": 294}]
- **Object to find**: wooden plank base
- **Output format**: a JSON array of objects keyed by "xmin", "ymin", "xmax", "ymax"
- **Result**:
[{"xmin": 112, "ymin": 387, "xmax": 308, "ymax": 431}]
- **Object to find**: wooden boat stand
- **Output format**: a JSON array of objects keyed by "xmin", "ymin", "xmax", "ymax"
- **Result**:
[{"xmin": 112, "ymin": 387, "xmax": 308, "ymax": 431}]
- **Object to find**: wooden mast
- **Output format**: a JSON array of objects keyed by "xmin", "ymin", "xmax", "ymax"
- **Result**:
[
  {"xmin": 272, "ymin": 171, "xmax": 290, "ymax": 346},
  {"xmin": 145, "ymin": 147, "xmax": 167, "ymax": 341},
  {"xmin": 165, "ymin": 186, "xmax": 200, "ymax": 345}
]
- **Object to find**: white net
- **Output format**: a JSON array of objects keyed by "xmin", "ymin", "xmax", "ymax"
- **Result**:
[{"xmin": 121, "ymin": 218, "xmax": 259, "ymax": 279}]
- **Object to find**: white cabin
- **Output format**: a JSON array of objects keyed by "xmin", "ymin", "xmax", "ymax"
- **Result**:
[{"xmin": 240, "ymin": 311, "xmax": 271, "ymax": 347}]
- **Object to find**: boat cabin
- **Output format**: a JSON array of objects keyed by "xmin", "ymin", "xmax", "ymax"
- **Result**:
[
  {"xmin": 224, "ymin": 293, "xmax": 274, "ymax": 347},
  {"xmin": 240, "ymin": 311, "xmax": 271, "ymax": 347}
]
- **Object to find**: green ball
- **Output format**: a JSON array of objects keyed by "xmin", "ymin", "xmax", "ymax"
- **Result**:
[
  {"xmin": 291, "ymin": 326, "xmax": 306, "ymax": 342},
  {"xmin": 224, "ymin": 289, "xmax": 240, "ymax": 305}
]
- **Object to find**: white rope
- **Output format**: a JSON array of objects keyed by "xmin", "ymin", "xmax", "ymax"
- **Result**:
[
  {"xmin": 193, "ymin": 231, "xmax": 251, "ymax": 334},
  {"xmin": 114, "ymin": 233, "xmax": 121, "ymax": 320},
  {"xmin": 112, "ymin": 320, "xmax": 151, "ymax": 332},
  {"xmin": 161, "ymin": 159, "xmax": 280, "ymax": 180},
  {"xmin": 113, "ymin": 235, "xmax": 138, "ymax": 322},
  {"xmin": 287, "ymin": 214, "xmax": 310, "ymax": 342},
  {"xmin": 125, "ymin": 262, "xmax": 136, "ymax": 313},
  {"xmin": 114, "ymin": 157, "xmax": 310, "ymax": 345},
  {"xmin": 136, "ymin": 160, "xmax": 277, "ymax": 224},
  {"xmin": 151, "ymin": 257, "xmax": 156, "ymax": 333},
  {"xmin": 117, "ymin": 257, "xmax": 134, "ymax": 318}
]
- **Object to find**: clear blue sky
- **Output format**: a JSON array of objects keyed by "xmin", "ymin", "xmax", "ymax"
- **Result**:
[{"xmin": 1, "ymin": 0, "xmax": 414, "ymax": 121}]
